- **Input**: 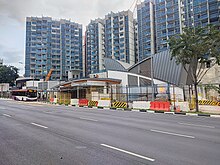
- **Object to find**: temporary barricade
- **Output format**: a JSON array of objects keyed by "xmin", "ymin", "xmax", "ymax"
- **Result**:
[
  {"xmin": 88, "ymin": 101, "xmax": 98, "ymax": 107},
  {"xmin": 199, "ymin": 100, "xmax": 220, "ymax": 106},
  {"xmin": 97, "ymin": 100, "xmax": 111, "ymax": 107},
  {"xmin": 133, "ymin": 101, "xmax": 150, "ymax": 109},
  {"xmin": 79, "ymin": 99, "xmax": 88, "ymax": 107},
  {"xmin": 50, "ymin": 98, "xmax": 54, "ymax": 103},
  {"xmin": 71, "ymin": 99, "xmax": 79, "ymax": 106},
  {"xmin": 113, "ymin": 102, "xmax": 127, "ymax": 108},
  {"xmin": 175, "ymin": 105, "xmax": 181, "ymax": 112},
  {"xmin": 53, "ymin": 98, "xmax": 58, "ymax": 104},
  {"xmin": 150, "ymin": 101, "xmax": 170, "ymax": 112},
  {"xmin": 175, "ymin": 102, "xmax": 190, "ymax": 112}
]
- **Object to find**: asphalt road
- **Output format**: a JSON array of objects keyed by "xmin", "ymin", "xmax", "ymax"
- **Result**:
[{"xmin": 0, "ymin": 99, "xmax": 220, "ymax": 165}]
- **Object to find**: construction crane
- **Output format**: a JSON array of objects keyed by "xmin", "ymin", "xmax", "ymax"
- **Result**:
[{"xmin": 45, "ymin": 69, "xmax": 54, "ymax": 81}]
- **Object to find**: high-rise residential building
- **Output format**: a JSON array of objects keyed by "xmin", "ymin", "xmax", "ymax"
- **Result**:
[
  {"xmin": 155, "ymin": 0, "xmax": 184, "ymax": 52},
  {"xmin": 184, "ymin": 0, "xmax": 220, "ymax": 28},
  {"xmin": 25, "ymin": 16, "xmax": 83, "ymax": 80},
  {"xmin": 137, "ymin": 0, "xmax": 219, "ymax": 61},
  {"xmin": 85, "ymin": 10, "xmax": 136, "ymax": 77},
  {"xmin": 104, "ymin": 10, "xmax": 135, "ymax": 65},
  {"xmin": 85, "ymin": 19, "xmax": 105, "ymax": 76},
  {"xmin": 137, "ymin": 0, "xmax": 156, "ymax": 60}
]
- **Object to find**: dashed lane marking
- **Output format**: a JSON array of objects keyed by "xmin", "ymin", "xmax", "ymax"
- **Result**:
[
  {"xmin": 178, "ymin": 122, "xmax": 215, "ymax": 128},
  {"xmin": 150, "ymin": 129, "xmax": 195, "ymax": 139},
  {"xmin": 31, "ymin": 122, "xmax": 48, "ymax": 129},
  {"xmin": 3, "ymin": 114, "xmax": 11, "ymax": 117},
  {"xmin": 101, "ymin": 144, "xmax": 155, "ymax": 162}
]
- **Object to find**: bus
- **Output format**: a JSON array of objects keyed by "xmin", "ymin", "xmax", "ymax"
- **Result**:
[{"xmin": 11, "ymin": 89, "xmax": 38, "ymax": 101}]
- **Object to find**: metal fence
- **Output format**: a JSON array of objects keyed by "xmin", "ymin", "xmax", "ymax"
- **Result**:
[{"xmin": 54, "ymin": 84, "xmax": 180, "ymax": 103}]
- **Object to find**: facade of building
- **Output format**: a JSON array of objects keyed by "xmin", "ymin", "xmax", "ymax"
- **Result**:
[
  {"xmin": 25, "ymin": 17, "xmax": 83, "ymax": 81},
  {"xmin": 85, "ymin": 10, "xmax": 136, "ymax": 77},
  {"xmin": 184, "ymin": 0, "xmax": 220, "ymax": 27},
  {"xmin": 104, "ymin": 10, "xmax": 135, "ymax": 65},
  {"xmin": 25, "ymin": 2, "xmax": 219, "ymax": 79},
  {"xmin": 137, "ymin": 0, "xmax": 219, "ymax": 61},
  {"xmin": 85, "ymin": 19, "xmax": 105, "ymax": 76},
  {"xmin": 137, "ymin": 0, "xmax": 156, "ymax": 60},
  {"xmin": 155, "ymin": 0, "xmax": 184, "ymax": 52}
]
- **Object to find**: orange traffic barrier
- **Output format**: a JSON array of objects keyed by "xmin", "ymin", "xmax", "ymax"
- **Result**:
[
  {"xmin": 175, "ymin": 105, "xmax": 181, "ymax": 112},
  {"xmin": 50, "ymin": 98, "xmax": 54, "ymax": 103},
  {"xmin": 150, "ymin": 101, "xmax": 170, "ymax": 112},
  {"xmin": 79, "ymin": 99, "xmax": 88, "ymax": 107}
]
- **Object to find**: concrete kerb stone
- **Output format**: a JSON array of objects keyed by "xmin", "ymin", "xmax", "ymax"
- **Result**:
[
  {"xmin": 124, "ymin": 108, "xmax": 132, "ymax": 111},
  {"xmin": 116, "ymin": 108, "xmax": 124, "ymax": 111},
  {"xmin": 147, "ymin": 110, "xmax": 155, "ymax": 113},
  {"xmin": 53, "ymin": 103, "xmax": 220, "ymax": 118},
  {"xmin": 155, "ymin": 111, "xmax": 165, "ymax": 114},
  {"xmin": 131, "ymin": 109, "xmax": 140, "ymax": 112},
  {"xmin": 164, "ymin": 112, "xmax": 175, "ymax": 114},
  {"xmin": 93, "ymin": 106, "xmax": 220, "ymax": 118},
  {"xmin": 198, "ymin": 114, "xmax": 210, "ymax": 117},
  {"xmin": 174, "ymin": 112, "xmax": 186, "ymax": 115},
  {"xmin": 186, "ymin": 113, "xmax": 199, "ymax": 116},
  {"xmin": 210, "ymin": 115, "xmax": 220, "ymax": 118}
]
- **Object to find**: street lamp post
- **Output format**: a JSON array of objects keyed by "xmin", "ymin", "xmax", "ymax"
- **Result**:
[
  {"xmin": 0, "ymin": 84, "xmax": 4, "ymax": 98},
  {"xmin": 151, "ymin": 54, "xmax": 154, "ymax": 101}
]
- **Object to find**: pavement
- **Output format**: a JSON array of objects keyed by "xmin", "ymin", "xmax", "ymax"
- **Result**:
[{"xmin": 0, "ymin": 99, "xmax": 220, "ymax": 165}]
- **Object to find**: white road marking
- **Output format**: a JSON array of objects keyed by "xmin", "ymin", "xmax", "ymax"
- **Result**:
[
  {"xmin": 150, "ymin": 129, "xmax": 195, "ymax": 139},
  {"xmin": 79, "ymin": 117, "xmax": 98, "ymax": 122},
  {"xmin": 178, "ymin": 122, "xmax": 215, "ymax": 128},
  {"xmin": 101, "ymin": 144, "xmax": 155, "ymax": 162},
  {"xmin": 31, "ymin": 122, "xmax": 48, "ymax": 129},
  {"xmin": 3, "ymin": 114, "xmax": 11, "ymax": 117}
]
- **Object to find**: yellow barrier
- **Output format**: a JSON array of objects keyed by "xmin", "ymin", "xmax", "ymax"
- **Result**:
[
  {"xmin": 113, "ymin": 102, "xmax": 127, "ymax": 108},
  {"xmin": 198, "ymin": 100, "xmax": 220, "ymax": 106},
  {"xmin": 101, "ymin": 98, "xmax": 111, "ymax": 100},
  {"xmin": 88, "ymin": 101, "xmax": 98, "ymax": 107}
]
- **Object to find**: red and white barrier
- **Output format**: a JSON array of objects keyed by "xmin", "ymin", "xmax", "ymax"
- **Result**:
[{"xmin": 71, "ymin": 99, "xmax": 79, "ymax": 106}]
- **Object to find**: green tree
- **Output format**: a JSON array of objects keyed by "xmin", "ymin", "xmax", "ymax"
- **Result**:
[
  {"xmin": 0, "ymin": 65, "xmax": 19, "ymax": 86},
  {"xmin": 169, "ymin": 25, "xmax": 220, "ymax": 112}
]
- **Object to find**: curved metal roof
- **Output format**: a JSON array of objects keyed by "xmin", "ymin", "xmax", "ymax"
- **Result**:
[
  {"xmin": 128, "ymin": 50, "xmax": 188, "ymax": 86},
  {"xmin": 103, "ymin": 58, "xmax": 127, "ymax": 72}
]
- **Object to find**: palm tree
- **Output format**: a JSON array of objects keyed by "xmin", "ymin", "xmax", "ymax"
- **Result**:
[{"xmin": 169, "ymin": 25, "xmax": 220, "ymax": 112}]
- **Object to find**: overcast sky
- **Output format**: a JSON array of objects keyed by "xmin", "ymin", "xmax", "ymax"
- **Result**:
[{"xmin": 0, "ymin": 0, "xmax": 136, "ymax": 76}]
